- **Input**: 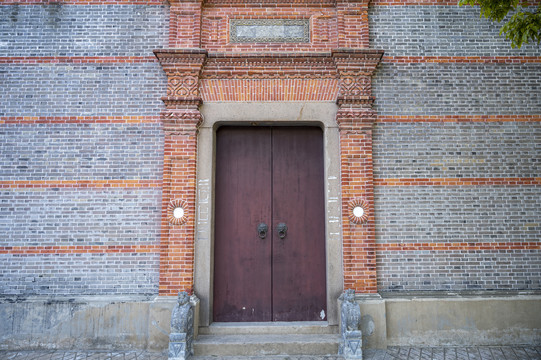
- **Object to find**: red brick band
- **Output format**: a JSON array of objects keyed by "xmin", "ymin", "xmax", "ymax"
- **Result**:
[
  {"xmin": 5, "ymin": 115, "xmax": 537, "ymax": 125},
  {"xmin": 0, "ymin": 245, "xmax": 160, "ymax": 255},
  {"xmin": 0, "ymin": 0, "xmax": 164, "ymax": 4},
  {"xmin": 377, "ymin": 115, "xmax": 541, "ymax": 123},
  {"xmin": 383, "ymin": 56, "xmax": 541, "ymax": 64},
  {"xmin": 375, "ymin": 178, "xmax": 541, "ymax": 186},
  {"xmin": 0, "ymin": 116, "xmax": 161, "ymax": 124},
  {"xmin": 377, "ymin": 242, "xmax": 541, "ymax": 251},
  {"xmin": 3, "ymin": 0, "xmax": 534, "ymax": 5},
  {"xmin": 371, "ymin": 0, "xmax": 458, "ymax": 4},
  {"xmin": 0, "ymin": 56, "xmax": 157, "ymax": 64},
  {"xmin": 4, "ymin": 56, "xmax": 539, "ymax": 65},
  {"xmin": 0, "ymin": 180, "xmax": 162, "ymax": 189},
  {"xmin": 371, "ymin": 0, "xmax": 539, "ymax": 5}
]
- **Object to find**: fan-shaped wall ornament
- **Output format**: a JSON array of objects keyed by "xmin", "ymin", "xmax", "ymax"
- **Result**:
[
  {"xmin": 168, "ymin": 199, "xmax": 188, "ymax": 225},
  {"xmin": 348, "ymin": 198, "xmax": 369, "ymax": 224}
]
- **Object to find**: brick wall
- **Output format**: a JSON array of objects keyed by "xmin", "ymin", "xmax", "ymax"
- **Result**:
[
  {"xmin": 0, "ymin": 3, "xmax": 167, "ymax": 295},
  {"xmin": 1, "ymin": 0, "xmax": 540, "ymax": 298},
  {"xmin": 369, "ymin": 6, "xmax": 540, "ymax": 57},
  {"xmin": 373, "ymin": 63, "xmax": 541, "ymax": 116},
  {"xmin": 0, "ymin": 253, "xmax": 159, "ymax": 295},
  {"xmin": 0, "ymin": 4, "xmax": 168, "ymax": 57},
  {"xmin": 0, "ymin": 124, "xmax": 163, "ymax": 180},
  {"xmin": 370, "ymin": 4, "xmax": 541, "ymax": 292},
  {"xmin": 0, "ymin": 64, "xmax": 165, "ymax": 116},
  {"xmin": 373, "ymin": 122, "xmax": 540, "ymax": 179}
]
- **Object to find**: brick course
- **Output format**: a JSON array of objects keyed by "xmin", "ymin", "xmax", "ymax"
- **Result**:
[
  {"xmin": 0, "ymin": 253, "xmax": 159, "ymax": 295},
  {"xmin": 373, "ymin": 122, "xmax": 541, "ymax": 179},
  {"xmin": 374, "ymin": 186, "xmax": 541, "ymax": 245},
  {"xmin": 369, "ymin": 6, "xmax": 541, "ymax": 57},
  {"xmin": 0, "ymin": 4, "xmax": 169, "ymax": 57},
  {"xmin": 377, "ymin": 249, "xmax": 541, "ymax": 292},
  {"xmin": 0, "ymin": 63, "xmax": 166, "ymax": 117},
  {"xmin": 0, "ymin": 124, "xmax": 163, "ymax": 180},
  {"xmin": 372, "ymin": 63, "xmax": 541, "ymax": 116},
  {"xmin": 0, "ymin": 188, "xmax": 161, "ymax": 248}
]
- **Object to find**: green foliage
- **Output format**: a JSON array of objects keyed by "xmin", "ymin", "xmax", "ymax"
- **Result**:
[{"xmin": 458, "ymin": 0, "xmax": 541, "ymax": 48}]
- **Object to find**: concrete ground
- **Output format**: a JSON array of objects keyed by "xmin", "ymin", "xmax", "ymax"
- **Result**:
[{"xmin": 1, "ymin": 347, "xmax": 541, "ymax": 360}]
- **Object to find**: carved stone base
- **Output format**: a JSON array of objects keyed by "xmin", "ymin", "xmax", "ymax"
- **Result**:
[
  {"xmin": 340, "ymin": 330, "xmax": 363, "ymax": 359},
  {"xmin": 168, "ymin": 292, "xmax": 197, "ymax": 360},
  {"xmin": 169, "ymin": 332, "xmax": 191, "ymax": 360},
  {"xmin": 339, "ymin": 289, "xmax": 363, "ymax": 359}
]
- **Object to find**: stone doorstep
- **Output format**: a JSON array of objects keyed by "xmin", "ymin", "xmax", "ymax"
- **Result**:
[
  {"xmin": 191, "ymin": 356, "xmax": 346, "ymax": 360},
  {"xmin": 194, "ymin": 323, "xmax": 340, "ymax": 357},
  {"xmin": 194, "ymin": 333, "xmax": 341, "ymax": 357}
]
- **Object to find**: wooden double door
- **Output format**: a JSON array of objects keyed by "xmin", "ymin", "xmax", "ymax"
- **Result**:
[{"xmin": 213, "ymin": 126, "xmax": 327, "ymax": 322}]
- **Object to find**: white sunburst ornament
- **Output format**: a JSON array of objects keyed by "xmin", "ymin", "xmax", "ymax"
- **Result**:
[
  {"xmin": 168, "ymin": 199, "xmax": 188, "ymax": 225},
  {"xmin": 348, "ymin": 198, "xmax": 369, "ymax": 224}
]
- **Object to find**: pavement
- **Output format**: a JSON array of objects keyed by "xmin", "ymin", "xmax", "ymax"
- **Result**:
[{"xmin": 1, "ymin": 347, "xmax": 541, "ymax": 360}]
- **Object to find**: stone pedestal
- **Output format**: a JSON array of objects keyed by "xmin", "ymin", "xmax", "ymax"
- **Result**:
[
  {"xmin": 169, "ymin": 333, "xmax": 191, "ymax": 360},
  {"xmin": 168, "ymin": 291, "xmax": 198, "ymax": 360},
  {"xmin": 341, "ymin": 330, "xmax": 363, "ymax": 359},
  {"xmin": 339, "ymin": 289, "xmax": 364, "ymax": 359}
]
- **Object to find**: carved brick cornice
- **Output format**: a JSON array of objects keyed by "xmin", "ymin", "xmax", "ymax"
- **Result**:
[
  {"xmin": 336, "ymin": 106, "xmax": 377, "ymax": 131},
  {"xmin": 202, "ymin": 52, "xmax": 338, "ymax": 80},
  {"xmin": 154, "ymin": 49, "xmax": 208, "ymax": 105},
  {"xmin": 203, "ymin": 0, "xmax": 336, "ymax": 6},
  {"xmin": 332, "ymin": 49, "xmax": 383, "ymax": 72},
  {"xmin": 332, "ymin": 49, "xmax": 384, "ymax": 105},
  {"xmin": 202, "ymin": 0, "xmax": 371, "ymax": 6},
  {"xmin": 161, "ymin": 106, "xmax": 203, "ymax": 135},
  {"xmin": 200, "ymin": 51, "xmax": 383, "ymax": 82}
]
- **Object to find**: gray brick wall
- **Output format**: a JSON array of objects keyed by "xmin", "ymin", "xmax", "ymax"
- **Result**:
[
  {"xmin": 0, "ymin": 4, "xmax": 167, "ymax": 296},
  {"xmin": 0, "ymin": 124, "xmax": 163, "ymax": 180},
  {"xmin": 373, "ymin": 122, "xmax": 541, "ymax": 179},
  {"xmin": 377, "ymin": 250, "xmax": 541, "ymax": 292},
  {"xmin": 0, "ymin": 188, "xmax": 162, "ymax": 248},
  {"xmin": 369, "ymin": 6, "xmax": 541, "ymax": 57},
  {"xmin": 374, "ymin": 186, "xmax": 541, "ymax": 245},
  {"xmin": 0, "ymin": 253, "xmax": 160, "ymax": 295},
  {"xmin": 372, "ymin": 63, "xmax": 541, "ymax": 116},
  {"xmin": 0, "ymin": 63, "xmax": 166, "ymax": 117},
  {"xmin": 0, "ymin": 4, "xmax": 169, "ymax": 57},
  {"xmin": 371, "ymin": 5, "xmax": 541, "ymax": 293}
]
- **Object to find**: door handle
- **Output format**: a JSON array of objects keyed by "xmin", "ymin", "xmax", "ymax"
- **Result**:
[
  {"xmin": 258, "ymin": 223, "xmax": 268, "ymax": 239},
  {"xmin": 277, "ymin": 223, "xmax": 288, "ymax": 239}
]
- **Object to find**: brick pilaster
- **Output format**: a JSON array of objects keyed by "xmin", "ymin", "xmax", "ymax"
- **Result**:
[
  {"xmin": 154, "ymin": 49, "xmax": 207, "ymax": 295},
  {"xmin": 333, "ymin": 49, "xmax": 383, "ymax": 293},
  {"xmin": 336, "ymin": 0, "xmax": 371, "ymax": 49},
  {"xmin": 168, "ymin": 0, "xmax": 203, "ymax": 48}
]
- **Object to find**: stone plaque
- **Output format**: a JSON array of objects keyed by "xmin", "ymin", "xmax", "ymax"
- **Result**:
[{"xmin": 230, "ymin": 19, "xmax": 310, "ymax": 43}]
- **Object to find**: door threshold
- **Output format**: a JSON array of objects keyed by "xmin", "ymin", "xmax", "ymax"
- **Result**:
[
  {"xmin": 200, "ymin": 321, "xmax": 338, "ymax": 336},
  {"xmin": 210, "ymin": 321, "xmax": 329, "ymax": 326}
]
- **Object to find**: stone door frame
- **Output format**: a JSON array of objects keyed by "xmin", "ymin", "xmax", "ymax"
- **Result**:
[{"xmin": 194, "ymin": 102, "xmax": 343, "ymax": 326}]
